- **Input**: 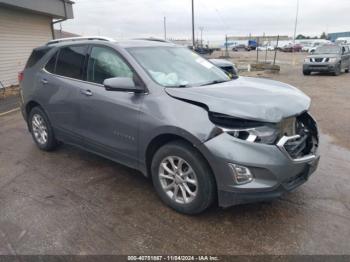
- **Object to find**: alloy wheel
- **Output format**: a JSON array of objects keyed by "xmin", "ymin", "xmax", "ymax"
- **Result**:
[
  {"xmin": 31, "ymin": 114, "xmax": 48, "ymax": 145},
  {"xmin": 158, "ymin": 156, "xmax": 198, "ymax": 204}
]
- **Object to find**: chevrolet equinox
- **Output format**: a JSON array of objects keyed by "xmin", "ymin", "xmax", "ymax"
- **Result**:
[{"xmin": 20, "ymin": 37, "xmax": 320, "ymax": 214}]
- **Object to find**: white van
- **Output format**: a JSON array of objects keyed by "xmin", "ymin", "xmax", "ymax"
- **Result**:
[{"xmin": 335, "ymin": 37, "xmax": 350, "ymax": 45}]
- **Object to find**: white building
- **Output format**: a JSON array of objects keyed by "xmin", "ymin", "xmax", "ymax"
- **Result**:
[{"xmin": 0, "ymin": 0, "xmax": 74, "ymax": 88}]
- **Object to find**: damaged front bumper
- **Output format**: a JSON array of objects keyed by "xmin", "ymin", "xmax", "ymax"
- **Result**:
[{"xmin": 199, "ymin": 113, "xmax": 320, "ymax": 208}]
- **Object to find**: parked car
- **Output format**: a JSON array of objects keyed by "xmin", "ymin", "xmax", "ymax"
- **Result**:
[
  {"xmin": 209, "ymin": 58, "xmax": 238, "ymax": 79},
  {"xmin": 232, "ymin": 44, "xmax": 251, "ymax": 51},
  {"xmin": 303, "ymin": 44, "xmax": 350, "ymax": 76},
  {"xmin": 257, "ymin": 45, "xmax": 276, "ymax": 51},
  {"xmin": 280, "ymin": 44, "xmax": 302, "ymax": 52},
  {"xmin": 20, "ymin": 37, "xmax": 320, "ymax": 214},
  {"xmin": 194, "ymin": 46, "xmax": 214, "ymax": 55},
  {"xmin": 335, "ymin": 37, "xmax": 350, "ymax": 45}
]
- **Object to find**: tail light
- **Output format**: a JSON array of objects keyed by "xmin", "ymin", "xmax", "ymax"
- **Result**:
[{"xmin": 18, "ymin": 71, "xmax": 24, "ymax": 83}]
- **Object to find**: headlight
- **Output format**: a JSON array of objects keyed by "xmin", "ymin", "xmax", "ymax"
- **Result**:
[
  {"xmin": 304, "ymin": 58, "xmax": 310, "ymax": 62},
  {"xmin": 221, "ymin": 125, "xmax": 280, "ymax": 144},
  {"xmin": 328, "ymin": 57, "xmax": 338, "ymax": 63},
  {"xmin": 208, "ymin": 113, "xmax": 287, "ymax": 144}
]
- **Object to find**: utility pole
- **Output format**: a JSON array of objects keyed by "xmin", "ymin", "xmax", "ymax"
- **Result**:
[
  {"xmin": 191, "ymin": 0, "xmax": 195, "ymax": 49},
  {"xmin": 293, "ymin": 0, "xmax": 299, "ymax": 44},
  {"xmin": 199, "ymin": 26, "xmax": 204, "ymax": 47},
  {"xmin": 292, "ymin": 0, "xmax": 299, "ymax": 65},
  {"xmin": 163, "ymin": 16, "xmax": 167, "ymax": 40},
  {"xmin": 225, "ymin": 34, "xmax": 229, "ymax": 58}
]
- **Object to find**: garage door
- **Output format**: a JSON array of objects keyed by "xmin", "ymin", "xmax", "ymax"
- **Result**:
[{"xmin": 0, "ymin": 6, "xmax": 52, "ymax": 87}]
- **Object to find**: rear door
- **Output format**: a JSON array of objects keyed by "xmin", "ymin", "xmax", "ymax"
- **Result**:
[
  {"xmin": 77, "ymin": 45, "xmax": 144, "ymax": 168},
  {"xmin": 41, "ymin": 45, "xmax": 88, "ymax": 143}
]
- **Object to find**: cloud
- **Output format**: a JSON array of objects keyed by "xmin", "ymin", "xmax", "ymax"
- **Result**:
[{"xmin": 60, "ymin": 0, "xmax": 350, "ymax": 41}]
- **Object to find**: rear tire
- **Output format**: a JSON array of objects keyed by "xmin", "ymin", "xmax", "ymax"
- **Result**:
[
  {"xmin": 29, "ymin": 107, "xmax": 58, "ymax": 151},
  {"xmin": 345, "ymin": 68, "xmax": 349, "ymax": 73},
  {"xmin": 151, "ymin": 140, "xmax": 216, "ymax": 215}
]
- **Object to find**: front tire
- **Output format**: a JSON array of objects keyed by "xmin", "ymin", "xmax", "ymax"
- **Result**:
[
  {"xmin": 333, "ymin": 63, "xmax": 341, "ymax": 76},
  {"xmin": 151, "ymin": 141, "xmax": 216, "ymax": 215},
  {"xmin": 29, "ymin": 107, "xmax": 58, "ymax": 151},
  {"xmin": 303, "ymin": 70, "xmax": 311, "ymax": 76}
]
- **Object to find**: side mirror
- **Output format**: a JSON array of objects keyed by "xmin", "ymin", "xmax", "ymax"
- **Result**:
[{"xmin": 103, "ymin": 77, "xmax": 144, "ymax": 93}]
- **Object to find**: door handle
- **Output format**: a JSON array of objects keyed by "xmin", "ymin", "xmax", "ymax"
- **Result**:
[
  {"xmin": 80, "ymin": 89, "xmax": 93, "ymax": 96},
  {"xmin": 41, "ymin": 79, "xmax": 48, "ymax": 85}
]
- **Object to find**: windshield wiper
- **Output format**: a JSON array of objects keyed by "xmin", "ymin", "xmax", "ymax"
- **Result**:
[
  {"xmin": 167, "ymin": 84, "xmax": 191, "ymax": 88},
  {"xmin": 200, "ymin": 79, "xmax": 230, "ymax": 86}
]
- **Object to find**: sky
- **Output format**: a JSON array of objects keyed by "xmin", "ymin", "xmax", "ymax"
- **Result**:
[{"xmin": 60, "ymin": 0, "xmax": 350, "ymax": 43}]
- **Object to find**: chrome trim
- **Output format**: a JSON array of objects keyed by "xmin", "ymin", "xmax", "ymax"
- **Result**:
[{"xmin": 277, "ymin": 135, "xmax": 316, "ymax": 163}]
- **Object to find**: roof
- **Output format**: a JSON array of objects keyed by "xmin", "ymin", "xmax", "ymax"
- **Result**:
[
  {"xmin": 46, "ymin": 37, "xmax": 178, "ymax": 48},
  {"xmin": 117, "ymin": 40, "xmax": 177, "ymax": 48}
]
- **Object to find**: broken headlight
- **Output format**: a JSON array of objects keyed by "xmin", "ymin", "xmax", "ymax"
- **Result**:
[
  {"xmin": 221, "ymin": 125, "xmax": 280, "ymax": 144},
  {"xmin": 209, "ymin": 113, "xmax": 280, "ymax": 144}
]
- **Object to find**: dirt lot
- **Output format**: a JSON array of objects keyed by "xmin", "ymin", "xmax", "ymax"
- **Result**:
[{"xmin": 0, "ymin": 51, "xmax": 350, "ymax": 255}]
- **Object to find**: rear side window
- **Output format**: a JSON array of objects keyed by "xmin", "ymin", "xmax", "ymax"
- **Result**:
[
  {"xmin": 25, "ymin": 47, "xmax": 52, "ymax": 68},
  {"xmin": 55, "ymin": 45, "xmax": 88, "ymax": 80},
  {"xmin": 45, "ymin": 51, "xmax": 58, "ymax": 73}
]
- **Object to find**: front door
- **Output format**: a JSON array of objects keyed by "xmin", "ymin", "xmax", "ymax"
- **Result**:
[{"xmin": 78, "ymin": 45, "xmax": 144, "ymax": 168}]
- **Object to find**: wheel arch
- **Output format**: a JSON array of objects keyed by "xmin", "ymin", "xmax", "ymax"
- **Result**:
[
  {"xmin": 144, "ymin": 130, "xmax": 215, "ymax": 184},
  {"xmin": 24, "ymin": 100, "xmax": 52, "ymax": 132}
]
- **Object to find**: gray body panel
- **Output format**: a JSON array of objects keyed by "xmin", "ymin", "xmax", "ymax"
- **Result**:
[
  {"xmin": 20, "ymin": 39, "xmax": 320, "ymax": 208},
  {"xmin": 165, "ymin": 77, "xmax": 310, "ymax": 123}
]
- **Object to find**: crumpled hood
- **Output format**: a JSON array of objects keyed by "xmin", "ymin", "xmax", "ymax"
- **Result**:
[{"xmin": 165, "ymin": 77, "xmax": 310, "ymax": 123}]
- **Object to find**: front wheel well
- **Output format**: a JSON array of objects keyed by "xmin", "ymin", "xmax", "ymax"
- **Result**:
[
  {"xmin": 145, "ymin": 134, "xmax": 215, "ymax": 181},
  {"xmin": 145, "ymin": 134, "xmax": 218, "ymax": 208},
  {"xmin": 146, "ymin": 134, "xmax": 187, "ymax": 177}
]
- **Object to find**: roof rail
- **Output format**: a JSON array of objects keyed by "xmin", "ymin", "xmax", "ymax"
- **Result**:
[
  {"xmin": 134, "ymin": 38, "xmax": 171, "ymax": 43},
  {"xmin": 47, "ymin": 36, "xmax": 116, "ymax": 45}
]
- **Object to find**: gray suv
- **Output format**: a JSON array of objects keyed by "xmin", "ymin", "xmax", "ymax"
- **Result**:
[
  {"xmin": 20, "ymin": 37, "xmax": 320, "ymax": 214},
  {"xmin": 303, "ymin": 44, "xmax": 350, "ymax": 76}
]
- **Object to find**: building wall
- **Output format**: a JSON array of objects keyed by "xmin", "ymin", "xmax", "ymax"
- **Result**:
[
  {"xmin": 328, "ymin": 32, "xmax": 350, "ymax": 42},
  {"xmin": 0, "ymin": 0, "xmax": 74, "ymax": 19},
  {"xmin": 0, "ymin": 6, "xmax": 52, "ymax": 87}
]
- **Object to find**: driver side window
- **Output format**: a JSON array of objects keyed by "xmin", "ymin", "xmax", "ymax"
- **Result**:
[{"xmin": 87, "ymin": 46, "xmax": 133, "ymax": 84}]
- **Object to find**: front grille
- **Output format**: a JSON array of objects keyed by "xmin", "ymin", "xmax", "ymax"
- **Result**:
[
  {"xmin": 284, "ymin": 135, "xmax": 309, "ymax": 158},
  {"xmin": 279, "ymin": 113, "xmax": 319, "ymax": 160},
  {"xmin": 311, "ymin": 58, "xmax": 328, "ymax": 63}
]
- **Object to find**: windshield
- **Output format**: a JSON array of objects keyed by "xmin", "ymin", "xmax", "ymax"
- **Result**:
[
  {"xmin": 127, "ymin": 46, "xmax": 230, "ymax": 87},
  {"xmin": 315, "ymin": 45, "xmax": 340, "ymax": 54}
]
